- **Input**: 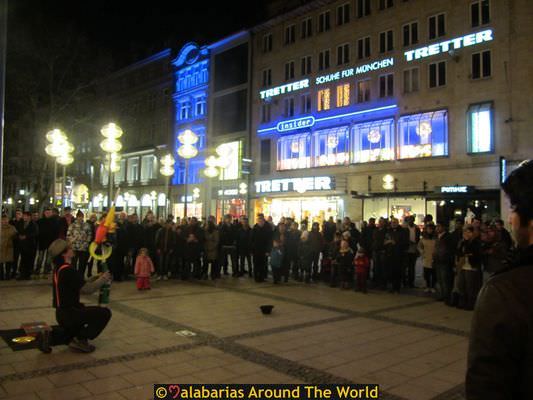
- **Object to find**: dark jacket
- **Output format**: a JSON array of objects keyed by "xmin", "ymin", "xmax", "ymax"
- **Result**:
[
  {"xmin": 237, "ymin": 226, "xmax": 252, "ymax": 255},
  {"xmin": 385, "ymin": 226, "xmax": 408, "ymax": 257},
  {"xmin": 19, "ymin": 220, "xmax": 38, "ymax": 252},
  {"xmin": 219, "ymin": 223, "xmax": 237, "ymax": 247},
  {"xmin": 143, "ymin": 222, "xmax": 161, "ymax": 251},
  {"xmin": 372, "ymin": 227, "xmax": 387, "ymax": 252},
  {"xmin": 434, "ymin": 231, "xmax": 455, "ymax": 266},
  {"xmin": 360, "ymin": 224, "xmax": 376, "ymax": 253},
  {"xmin": 466, "ymin": 246, "xmax": 533, "ymax": 400},
  {"xmin": 457, "ymin": 238, "xmax": 483, "ymax": 270},
  {"xmin": 127, "ymin": 223, "xmax": 144, "ymax": 250},
  {"xmin": 298, "ymin": 239, "xmax": 314, "ymax": 265},
  {"xmin": 155, "ymin": 226, "xmax": 177, "ymax": 252},
  {"xmin": 251, "ymin": 223, "xmax": 273, "ymax": 255},
  {"xmin": 286, "ymin": 229, "xmax": 301, "ymax": 257},
  {"xmin": 308, "ymin": 229, "xmax": 324, "ymax": 252},
  {"xmin": 37, "ymin": 216, "xmax": 59, "ymax": 250}
]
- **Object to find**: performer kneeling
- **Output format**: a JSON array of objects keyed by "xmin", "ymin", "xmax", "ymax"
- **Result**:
[{"xmin": 49, "ymin": 239, "xmax": 112, "ymax": 353}]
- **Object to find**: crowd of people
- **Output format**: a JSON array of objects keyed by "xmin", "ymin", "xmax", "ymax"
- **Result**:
[{"xmin": 0, "ymin": 204, "xmax": 515, "ymax": 310}]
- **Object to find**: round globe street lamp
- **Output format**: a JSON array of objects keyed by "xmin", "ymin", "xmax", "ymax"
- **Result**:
[
  {"xmin": 159, "ymin": 153, "xmax": 175, "ymax": 218},
  {"xmin": 100, "ymin": 123, "xmax": 123, "ymax": 209},
  {"xmin": 382, "ymin": 174, "xmax": 396, "ymax": 218},
  {"xmin": 203, "ymin": 144, "xmax": 232, "ymax": 219},
  {"xmin": 177, "ymin": 129, "xmax": 198, "ymax": 218},
  {"xmin": 45, "ymin": 129, "xmax": 74, "ymax": 206}
]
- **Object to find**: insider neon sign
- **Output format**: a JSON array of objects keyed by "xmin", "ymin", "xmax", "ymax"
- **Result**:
[{"xmin": 404, "ymin": 29, "xmax": 493, "ymax": 62}]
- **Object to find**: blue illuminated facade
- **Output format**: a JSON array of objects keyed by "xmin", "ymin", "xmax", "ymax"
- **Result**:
[{"xmin": 171, "ymin": 43, "xmax": 210, "ymax": 185}]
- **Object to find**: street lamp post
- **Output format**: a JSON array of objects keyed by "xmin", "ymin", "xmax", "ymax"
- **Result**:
[
  {"xmin": 100, "ymin": 123, "xmax": 123, "ymax": 209},
  {"xmin": 159, "ymin": 153, "xmax": 175, "ymax": 218},
  {"xmin": 203, "ymin": 144, "xmax": 231, "ymax": 220},
  {"xmin": 177, "ymin": 130, "xmax": 198, "ymax": 219},
  {"xmin": 45, "ymin": 129, "xmax": 74, "ymax": 207},
  {"xmin": 382, "ymin": 174, "xmax": 395, "ymax": 219}
]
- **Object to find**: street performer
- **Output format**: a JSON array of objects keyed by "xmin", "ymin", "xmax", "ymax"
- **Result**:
[{"xmin": 48, "ymin": 238, "xmax": 112, "ymax": 353}]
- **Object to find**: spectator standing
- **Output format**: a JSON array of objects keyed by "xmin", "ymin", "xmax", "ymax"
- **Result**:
[
  {"xmin": 155, "ymin": 218, "xmax": 177, "ymax": 280},
  {"xmin": 360, "ymin": 218, "xmax": 376, "ymax": 253},
  {"xmin": 354, "ymin": 248, "xmax": 370, "ymax": 293},
  {"xmin": 9, "ymin": 209, "xmax": 24, "ymax": 275},
  {"xmin": 270, "ymin": 239, "xmax": 283, "ymax": 284},
  {"xmin": 405, "ymin": 216, "xmax": 421, "ymax": 288},
  {"xmin": 434, "ymin": 222, "xmax": 455, "ymax": 304},
  {"xmin": 203, "ymin": 217, "xmax": 220, "ymax": 279},
  {"xmin": 66, "ymin": 211, "xmax": 92, "ymax": 279},
  {"xmin": 0, "ymin": 214, "xmax": 17, "ymax": 280},
  {"xmin": 219, "ymin": 215, "xmax": 238, "ymax": 276},
  {"xmin": 58, "ymin": 207, "xmax": 74, "ymax": 240},
  {"xmin": 18, "ymin": 212, "xmax": 38, "ymax": 280},
  {"xmin": 309, "ymin": 222, "xmax": 324, "ymax": 281},
  {"xmin": 34, "ymin": 208, "xmax": 59, "ymax": 278},
  {"xmin": 384, "ymin": 218, "xmax": 408, "ymax": 293},
  {"xmin": 298, "ymin": 231, "xmax": 313, "ymax": 283},
  {"xmin": 372, "ymin": 218, "xmax": 388, "ymax": 289},
  {"xmin": 418, "ymin": 223, "xmax": 437, "ymax": 293},
  {"xmin": 251, "ymin": 215, "xmax": 273, "ymax": 282},
  {"xmin": 456, "ymin": 226, "xmax": 483, "ymax": 310},
  {"xmin": 336, "ymin": 239, "xmax": 354, "ymax": 289},
  {"xmin": 134, "ymin": 248, "xmax": 155, "ymax": 290},
  {"xmin": 286, "ymin": 222, "xmax": 301, "ymax": 280}
]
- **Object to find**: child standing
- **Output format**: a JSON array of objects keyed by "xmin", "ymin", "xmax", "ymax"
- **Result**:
[
  {"xmin": 354, "ymin": 248, "xmax": 370, "ymax": 293},
  {"xmin": 270, "ymin": 239, "xmax": 283, "ymax": 284},
  {"xmin": 418, "ymin": 223, "xmax": 437, "ymax": 293},
  {"xmin": 134, "ymin": 248, "xmax": 154, "ymax": 290},
  {"xmin": 336, "ymin": 239, "xmax": 354, "ymax": 289}
]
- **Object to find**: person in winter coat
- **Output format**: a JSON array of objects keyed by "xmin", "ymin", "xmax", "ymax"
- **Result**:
[
  {"xmin": 273, "ymin": 222, "xmax": 289, "ymax": 282},
  {"xmin": 308, "ymin": 222, "xmax": 324, "ymax": 281},
  {"xmin": 466, "ymin": 159, "xmax": 533, "ymax": 400},
  {"xmin": 270, "ymin": 239, "xmax": 283, "ymax": 284},
  {"xmin": 34, "ymin": 208, "xmax": 59, "ymax": 277},
  {"xmin": 298, "ymin": 231, "xmax": 314, "ymax": 283},
  {"xmin": 354, "ymin": 248, "xmax": 370, "ymax": 293},
  {"xmin": 384, "ymin": 218, "xmax": 408, "ymax": 293},
  {"xmin": 0, "ymin": 214, "xmax": 17, "ymax": 280},
  {"xmin": 434, "ymin": 222, "xmax": 455, "ymax": 304},
  {"xmin": 155, "ymin": 219, "xmax": 177, "ymax": 280},
  {"xmin": 251, "ymin": 215, "xmax": 273, "ymax": 282},
  {"xmin": 418, "ymin": 223, "xmax": 436, "ymax": 293},
  {"xmin": 66, "ymin": 211, "xmax": 92, "ymax": 279},
  {"xmin": 219, "ymin": 215, "xmax": 238, "ymax": 276},
  {"xmin": 184, "ymin": 233, "xmax": 202, "ymax": 279},
  {"xmin": 237, "ymin": 218, "xmax": 253, "ymax": 277},
  {"xmin": 372, "ymin": 218, "xmax": 388, "ymax": 288},
  {"xmin": 134, "ymin": 248, "xmax": 155, "ymax": 290},
  {"xmin": 404, "ymin": 216, "xmax": 421, "ymax": 288},
  {"xmin": 203, "ymin": 218, "xmax": 220, "ymax": 279},
  {"xmin": 336, "ymin": 239, "xmax": 354, "ymax": 289},
  {"xmin": 18, "ymin": 212, "xmax": 38, "ymax": 280},
  {"xmin": 286, "ymin": 222, "xmax": 301, "ymax": 280},
  {"xmin": 455, "ymin": 226, "xmax": 483, "ymax": 310}
]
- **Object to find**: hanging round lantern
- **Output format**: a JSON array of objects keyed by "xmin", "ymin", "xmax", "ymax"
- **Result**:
[
  {"xmin": 367, "ymin": 128, "xmax": 382, "ymax": 144},
  {"xmin": 291, "ymin": 140, "xmax": 299, "ymax": 153},
  {"xmin": 327, "ymin": 133, "xmax": 338, "ymax": 149},
  {"xmin": 177, "ymin": 144, "xmax": 198, "ymax": 159}
]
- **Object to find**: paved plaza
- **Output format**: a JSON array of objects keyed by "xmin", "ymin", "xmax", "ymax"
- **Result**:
[{"xmin": 0, "ymin": 277, "xmax": 472, "ymax": 400}]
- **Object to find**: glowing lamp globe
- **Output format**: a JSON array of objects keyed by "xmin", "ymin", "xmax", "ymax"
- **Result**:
[
  {"xmin": 204, "ymin": 166, "xmax": 219, "ymax": 178},
  {"xmin": 215, "ymin": 143, "xmax": 233, "ymax": 158},
  {"xmin": 160, "ymin": 154, "xmax": 175, "ymax": 167},
  {"xmin": 101, "ymin": 123, "xmax": 123, "ymax": 139},
  {"xmin": 160, "ymin": 166, "xmax": 175, "ymax": 177},
  {"xmin": 178, "ymin": 129, "xmax": 199, "ymax": 146},
  {"xmin": 205, "ymin": 156, "xmax": 218, "ymax": 168},
  {"xmin": 100, "ymin": 138, "xmax": 122, "ymax": 153},
  {"xmin": 178, "ymin": 144, "xmax": 198, "ymax": 159},
  {"xmin": 46, "ymin": 129, "xmax": 67, "ymax": 143},
  {"xmin": 45, "ymin": 143, "xmax": 63, "ymax": 158},
  {"xmin": 56, "ymin": 154, "xmax": 74, "ymax": 166}
]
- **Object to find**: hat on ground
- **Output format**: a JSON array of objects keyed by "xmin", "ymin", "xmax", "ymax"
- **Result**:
[{"xmin": 48, "ymin": 239, "xmax": 69, "ymax": 259}]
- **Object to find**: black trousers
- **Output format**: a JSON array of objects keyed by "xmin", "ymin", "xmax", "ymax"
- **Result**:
[
  {"xmin": 56, "ymin": 306, "xmax": 112, "ymax": 342},
  {"xmin": 253, "ymin": 253, "xmax": 267, "ymax": 282},
  {"xmin": 0, "ymin": 262, "xmax": 14, "ymax": 280},
  {"xmin": 239, "ymin": 254, "xmax": 252, "ymax": 276},
  {"xmin": 72, "ymin": 251, "xmax": 89, "ymax": 279},
  {"xmin": 20, "ymin": 249, "xmax": 36, "ymax": 279},
  {"xmin": 221, "ymin": 246, "xmax": 238, "ymax": 274},
  {"xmin": 404, "ymin": 253, "xmax": 418, "ymax": 287}
]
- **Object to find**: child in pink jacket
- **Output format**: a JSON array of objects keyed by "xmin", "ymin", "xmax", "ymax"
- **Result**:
[{"xmin": 134, "ymin": 248, "xmax": 155, "ymax": 290}]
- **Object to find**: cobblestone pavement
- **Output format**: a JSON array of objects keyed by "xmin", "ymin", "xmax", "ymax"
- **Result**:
[{"xmin": 0, "ymin": 277, "xmax": 472, "ymax": 400}]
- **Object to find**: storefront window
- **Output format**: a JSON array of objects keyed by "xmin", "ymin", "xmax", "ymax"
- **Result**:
[
  {"xmin": 351, "ymin": 118, "xmax": 395, "ymax": 163},
  {"xmin": 398, "ymin": 110, "xmax": 448, "ymax": 159},
  {"xmin": 255, "ymin": 197, "xmax": 342, "ymax": 225},
  {"xmin": 467, "ymin": 102, "xmax": 493, "ymax": 153},
  {"xmin": 277, "ymin": 133, "xmax": 311, "ymax": 170},
  {"xmin": 314, "ymin": 126, "xmax": 349, "ymax": 167}
]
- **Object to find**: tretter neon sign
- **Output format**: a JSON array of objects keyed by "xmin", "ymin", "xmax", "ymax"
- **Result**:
[
  {"xmin": 260, "ymin": 79, "xmax": 310, "ymax": 99},
  {"xmin": 255, "ymin": 176, "xmax": 334, "ymax": 194},
  {"xmin": 405, "ymin": 29, "xmax": 493, "ymax": 62},
  {"xmin": 277, "ymin": 116, "xmax": 315, "ymax": 133},
  {"xmin": 316, "ymin": 58, "xmax": 394, "ymax": 85}
]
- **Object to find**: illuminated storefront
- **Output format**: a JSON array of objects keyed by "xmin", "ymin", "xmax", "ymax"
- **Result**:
[{"xmin": 252, "ymin": 176, "xmax": 345, "ymax": 224}]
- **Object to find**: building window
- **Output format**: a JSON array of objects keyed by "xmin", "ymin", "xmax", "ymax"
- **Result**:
[
  {"xmin": 314, "ymin": 126, "xmax": 350, "ymax": 167},
  {"xmin": 284, "ymin": 97, "xmax": 295, "ymax": 117},
  {"xmin": 260, "ymin": 139, "xmax": 271, "ymax": 175},
  {"xmin": 357, "ymin": 0, "xmax": 371, "ymax": 17},
  {"xmin": 318, "ymin": 50, "xmax": 330, "ymax": 71},
  {"xmin": 301, "ymin": 55, "xmax": 312, "ymax": 75},
  {"xmin": 357, "ymin": 79, "xmax": 371, "ymax": 103},
  {"xmin": 284, "ymin": 24, "xmax": 296, "ymax": 45},
  {"xmin": 351, "ymin": 118, "xmax": 395, "ymax": 163},
  {"xmin": 398, "ymin": 110, "xmax": 449, "ymax": 159},
  {"xmin": 301, "ymin": 93, "xmax": 311, "ymax": 113},
  {"xmin": 336, "ymin": 83, "xmax": 350, "ymax": 107},
  {"xmin": 337, "ymin": 43, "xmax": 350, "ymax": 65},
  {"xmin": 301, "ymin": 18, "xmax": 313, "ymax": 39},
  {"xmin": 379, "ymin": 0, "xmax": 394, "ymax": 10},
  {"xmin": 357, "ymin": 37, "xmax": 371, "ymax": 59},
  {"xmin": 261, "ymin": 69, "xmax": 272, "ymax": 87},
  {"xmin": 277, "ymin": 134, "xmax": 311, "ymax": 170},
  {"xmin": 318, "ymin": 88, "xmax": 331, "ymax": 111},
  {"xmin": 284, "ymin": 61, "xmax": 295, "ymax": 81},
  {"xmin": 318, "ymin": 11, "xmax": 331, "ymax": 33},
  {"xmin": 379, "ymin": 30, "xmax": 394, "ymax": 53},
  {"xmin": 467, "ymin": 102, "xmax": 493, "ymax": 153},
  {"xmin": 472, "ymin": 50, "xmax": 491, "ymax": 79},
  {"xmin": 127, "ymin": 157, "xmax": 140, "ymax": 183},
  {"xmin": 337, "ymin": 3, "xmax": 350, "ymax": 25},
  {"xmin": 195, "ymin": 96, "xmax": 206, "ymax": 116},
  {"xmin": 261, "ymin": 103, "xmax": 271, "ymax": 123},
  {"xmin": 403, "ymin": 67, "xmax": 419, "ymax": 93},
  {"xmin": 379, "ymin": 73, "xmax": 394, "ymax": 98},
  {"xmin": 141, "ymin": 155, "xmax": 156, "ymax": 182},
  {"xmin": 428, "ymin": 13, "xmax": 446, "ymax": 40},
  {"xmin": 402, "ymin": 22, "xmax": 418, "ymax": 47},
  {"xmin": 262, "ymin": 33, "xmax": 273, "ymax": 53},
  {"xmin": 471, "ymin": 0, "xmax": 490, "ymax": 27},
  {"xmin": 429, "ymin": 61, "xmax": 446, "ymax": 88},
  {"xmin": 180, "ymin": 101, "xmax": 191, "ymax": 120}
]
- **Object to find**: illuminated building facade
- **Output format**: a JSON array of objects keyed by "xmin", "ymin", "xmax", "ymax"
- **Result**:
[
  {"xmin": 172, "ymin": 32, "xmax": 252, "ymax": 219},
  {"xmin": 250, "ymin": 0, "xmax": 533, "ymax": 225}
]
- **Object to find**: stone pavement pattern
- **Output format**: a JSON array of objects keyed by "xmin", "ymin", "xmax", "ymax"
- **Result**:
[{"xmin": 0, "ymin": 278, "xmax": 472, "ymax": 400}]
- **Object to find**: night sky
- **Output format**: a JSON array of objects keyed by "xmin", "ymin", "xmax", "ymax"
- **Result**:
[{"xmin": 8, "ymin": 0, "xmax": 268, "ymax": 71}]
